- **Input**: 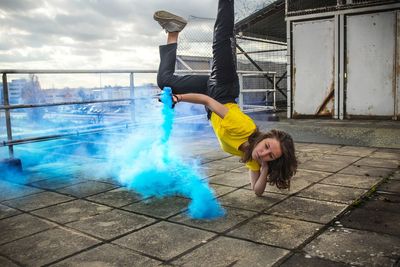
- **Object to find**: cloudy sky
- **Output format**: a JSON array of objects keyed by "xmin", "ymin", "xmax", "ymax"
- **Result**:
[{"xmin": 0, "ymin": 0, "xmax": 267, "ymax": 88}]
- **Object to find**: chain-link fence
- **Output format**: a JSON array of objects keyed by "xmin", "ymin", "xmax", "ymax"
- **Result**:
[{"xmin": 177, "ymin": 16, "xmax": 287, "ymax": 110}]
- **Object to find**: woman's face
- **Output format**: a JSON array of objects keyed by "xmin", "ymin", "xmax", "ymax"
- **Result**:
[{"xmin": 251, "ymin": 138, "xmax": 282, "ymax": 163}]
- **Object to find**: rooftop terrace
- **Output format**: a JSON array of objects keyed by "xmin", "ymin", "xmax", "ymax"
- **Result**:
[{"xmin": 0, "ymin": 117, "xmax": 399, "ymax": 266}]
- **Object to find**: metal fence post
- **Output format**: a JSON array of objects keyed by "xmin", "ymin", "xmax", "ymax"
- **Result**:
[
  {"xmin": 273, "ymin": 73, "xmax": 277, "ymax": 110},
  {"xmin": 129, "ymin": 72, "xmax": 135, "ymax": 123},
  {"xmin": 2, "ymin": 73, "xmax": 14, "ymax": 158},
  {"xmin": 238, "ymin": 73, "xmax": 244, "ymax": 110}
]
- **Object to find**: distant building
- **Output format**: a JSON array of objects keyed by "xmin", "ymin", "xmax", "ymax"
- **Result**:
[{"xmin": 9, "ymin": 79, "xmax": 27, "ymax": 105}]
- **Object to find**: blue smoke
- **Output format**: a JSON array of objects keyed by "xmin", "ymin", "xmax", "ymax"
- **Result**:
[{"xmin": 110, "ymin": 87, "xmax": 225, "ymax": 219}]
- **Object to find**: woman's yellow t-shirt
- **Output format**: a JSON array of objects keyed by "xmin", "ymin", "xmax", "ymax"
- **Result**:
[{"xmin": 210, "ymin": 103, "xmax": 260, "ymax": 171}]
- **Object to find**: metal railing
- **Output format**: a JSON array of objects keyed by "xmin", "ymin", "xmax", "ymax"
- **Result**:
[{"xmin": 1, "ymin": 69, "xmax": 276, "ymax": 159}]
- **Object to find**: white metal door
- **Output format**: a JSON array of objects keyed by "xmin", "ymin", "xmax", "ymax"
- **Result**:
[
  {"xmin": 292, "ymin": 19, "xmax": 335, "ymax": 117},
  {"xmin": 346, "ymin": 11, "xmax": 396, "ymax": 117}
]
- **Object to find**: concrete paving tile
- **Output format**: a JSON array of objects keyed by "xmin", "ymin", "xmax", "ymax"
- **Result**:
[
  {"xmin": 122, "ymin": 197, "xmax": 190, "ymax": 219},
  {"xmin": 66, "ymin": 209, "xmax": 155, "ymax": 240},
  {"xmin": 378, "ymin": 180, "xmax": 400, "ymax": 194},
  {"xmin": 370, "ymin": 150, "xmax": 400, "ymax": 160},
  {"xmin": 32, "ymin": 199, "xmax": 112, "ymax": 224},
  {"xmin": 267, "ymin": 196, "xmax": 347, "ymax": 224},
  {"xmin": 0, "ymin": 256, "xmax": 19, "ymax": 267},
  {"xmin": 86, "ymin": 187, "xmax": 143, "ymax": 207},
  {"xmin": 0, "ymin": 204, "xmax": 21, "ymax": 219},
  {"xmin": 375, "ymin": 148, "xmax": 400, "ymax": 154},
  {"xmin": 362, "ymin": 194, "xmax": 400, "ymax": 213},
  {"xmin": 295, "ymin": 152, "xmax": 323, "ymax": 164},
  {"xmin": 113, "ymin": 221, "xmax": 215, "ymax": 261},
  {"xmin": 172, "ymin": 236, "xmax": 289, "ymax": 267},
  {"xmin": 210, "ymin": 184, "xmax": 237, "ymax": 197},
  {"xmin": 198, "ymin": 151, "xmax": 231, "ymax": 164},
  {"xmin": 341, "ymin": 208, "xmax": 400, "ymax": 237},
  {"xmin": 53, "ymin": 243, "xmax": 161, "ymax": 267},
  {"xmin": 0, "ymin": 228, "xmax": 100, "ymax": 266},
  {"xmin": 339, "ymin": 164, "xmax": 394, "ymax": 178},
  {"xmin": 0, "ymin": 180, "xmax": 43, "ymax": 202},
  {"xmin": 280, "ymin": 253, "xmax": 351, "ymax": 267},
  {"xmin": 227, "ymin": 215, "xmax": 322, "ymax": 249},
  {"xmin": 56, "ymin": 180, "xmax": 118, "ymax": 198},
  {"xmin": 169, "ymin": 206, "xmax": 256, "ymax": 233},
  {"xmin": 197, "ymin": 167, "xmax": 225, "ymax": 178},
  {"xmin": 230, "ymin": 166, "xmax": 248, "ymax": 173},
  {"xmin": 203, "ymin": 159, "xmax": 244, "ymax": 172},
  {"xmin": 297, "ymin": 184, "xmax": 367, "ymax": 204},
  {"xmin": 356, "ymin": 157, "xmax": 400, "ymax": 169},
  {"xmin": 392, "ymin": 170, "xmax": 400, "ymax": 180},
  {"xmin": 304, "ymin": 227, "xmax": 400, "ymax": 266},
  {"xmin": 332, "ymin": 146, "xmax": 377, "ymax": 157},
  {"xmin": 320, "ymin": 173, "xmax": 382, "ymax": 189},
  {"xmin": 209, "ymin": 171, "xmax": 250, "ymax": 187},
  {"xmin": 26, "ymin": 170, "xmax": 79, "ymax": 183},
  {"xmin": 0, "ymin": 213, "xmax": 55, "ymax": 245},
  {"xmin": 298, "ymin": 160, "xmax": 350, "ymax": 173},
  {"xmin": 261, "ymin": 169, "xmax": 331, "ymax": 195},
  {"xmin": 2, "ymin": 191, "xmax": 74, "ymax": 211},
  {"xmin": 219, "ymin": 189, "xmax": 285, "ymax": 211},
  {"xmin": 30, "ymin": 176, "xmax": 86, "ymax": 190},
  {"xmin": 295, "ymin": 144, "xmax": 341, "ymax": 154},
  {"xmin": 319, "ymin": 154, "xmax": 361, "ymax": 164}
]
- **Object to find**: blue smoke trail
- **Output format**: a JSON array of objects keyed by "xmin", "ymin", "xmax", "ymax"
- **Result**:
[{"xmin": 112, "ymin": 87, "xmax": 225, "ymax": 219}]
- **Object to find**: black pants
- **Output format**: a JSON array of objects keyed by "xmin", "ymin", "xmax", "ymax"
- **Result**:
[{"xmin": 157, "ymin": 0, "xmax": 239, "ymax": 105}]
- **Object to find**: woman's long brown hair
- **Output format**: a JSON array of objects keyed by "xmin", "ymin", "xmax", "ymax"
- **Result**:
[{"xmin": 241, "ymin": 128, "xmax": 297, "ymax": 189}]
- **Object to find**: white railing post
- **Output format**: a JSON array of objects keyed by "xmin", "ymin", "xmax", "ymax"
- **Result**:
[{"xmin": 238, "ymin": 73, "xmax": 244, "ymax": 110}]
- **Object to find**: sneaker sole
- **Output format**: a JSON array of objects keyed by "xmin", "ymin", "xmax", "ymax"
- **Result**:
[{"xmin": 153, "ymin": 11, "xmax": 187, "ymax": 26}]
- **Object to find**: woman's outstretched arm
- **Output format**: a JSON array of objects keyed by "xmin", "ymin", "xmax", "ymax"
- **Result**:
[
  {"xmin": 176, "ymin": 93, "xmax": 229, "ymax": 119},
  {"xmin": 249, "ymin": 163, "xmax": 269, "ymax": 196}
]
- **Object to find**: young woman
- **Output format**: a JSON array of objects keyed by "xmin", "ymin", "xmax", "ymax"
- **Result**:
[{"xmin": 154, "ymin": 0, "xmax": 297, "ymax": 196}]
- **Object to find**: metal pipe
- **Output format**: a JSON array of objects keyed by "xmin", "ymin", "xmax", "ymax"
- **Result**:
[
  {"xmin": 238, "ymin": 73, "xmax": 244, "ymax": 110},
  {"xmin": 236, "ymin": 35, "xmax": 287, "ymax": 46},
  {"xmin": 0, "ymin": 69, "xmax": 275, "ymax": 75},
  {"xmin": 0, "ymin": 97, "xmax": 140, "ymax": 110},
  {"xmin": 2, "ymin": 73, "xmax": 14, "ymax": 158},
  {"xmin": 241, "ymin": 89, "xmax": 275, "ymax": 93},
  {"xmin": 273, "ymin": 74, "xmax": 277, "ymax": 110},
  {"xmin": 287, "ymin": 19, "xmax": 292, "ymax": 118},
  {"xmin": 237, "ymin": 49, "xmax": 287, "ymax": 55},
  {"xmin": 0, "ymin": 69, "xmax": 159, "ymax": 74}
]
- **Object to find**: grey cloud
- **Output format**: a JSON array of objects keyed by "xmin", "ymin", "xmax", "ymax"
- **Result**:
[
  {"xmin": 0, "ymin": 0, "xmax": 44, "ymax": 12},
  {"xmin": 0, "ymin": 50, "xmax": 49, "ymax": 62},
  {"xmin": 0, "ymin": 0, "xmax": 223, "ymax": 68}
]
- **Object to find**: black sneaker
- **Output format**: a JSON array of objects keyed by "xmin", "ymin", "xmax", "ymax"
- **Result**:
[{"xmin": 153, "ymin": 10, "xmax": 187, "ymax": 33}]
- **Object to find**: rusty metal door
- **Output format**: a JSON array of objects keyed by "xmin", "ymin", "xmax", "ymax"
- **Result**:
[
  {"xmin": 292, "ymin": 19, "xmax": 335, "ymax": 117},
  {"xmin": 346, "ymin": 11, "xmax": 396, "ymax": 118}
]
